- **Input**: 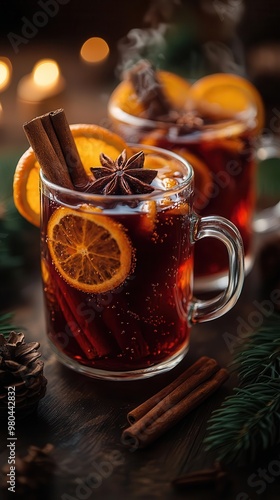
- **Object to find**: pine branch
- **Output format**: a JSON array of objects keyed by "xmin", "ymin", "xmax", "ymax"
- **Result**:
[
  {"xmin": 205, "ymin": 380, "xmax": 280, "ymax": 464},
  {"xmin": 231, "ymin": 314, "xmax": 280, "ymax": 385},
  {"xmin": 0, "ymin": 313, "xmax": 20, "ymax": 337},
  {"xmin": 205, "ymin": 313, "xmax": 280, "ymax": 464}
]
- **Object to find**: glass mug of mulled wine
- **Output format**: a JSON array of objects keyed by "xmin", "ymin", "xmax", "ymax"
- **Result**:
[
  {"xmin": 41, "ymin": 143, "xmax": 244, "ymax": 380},
  {"xmin": 108, "ymin": 61, "xmax": 265, "ymax": 291}
]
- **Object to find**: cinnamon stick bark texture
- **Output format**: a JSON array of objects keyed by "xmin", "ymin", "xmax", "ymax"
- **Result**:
[
  {"xmin": 23, "ymin": 109, "xmax": 89, "ymax": 191},
  {"xmin": 23, "ymin": 117, "xmax": 74, "ymax": 189},
  {"xmin": 54, "ymin": 279, "xmax": 96, "ymax": 360},
  {"xmin": 40, "ymin": 112, "xmax": 70, "ymax": 173},
  {"xmin": 172, "ymin": 463, "xmax": 228, "ymax": 492},
  {"xmin": 54, "ymin": 270, "xmax": 115, "ymax": 358},
  {"xmin": 101, "ymin": 295, "xmax": 150, "ymax": 359},
  {"xmin": 128, "ymin": 355, "xmax": 211, "ymax": 423},
  {"xmin": 49, "ymin": 109, "xmax": 90, "ymax": 190},
  {"xmin": 128, "ymin": 60, "xmax": 172, "ymax": 119},
  {"xmin": 122, "ymin": 362, "xmax": 229, "ymax": 450}
]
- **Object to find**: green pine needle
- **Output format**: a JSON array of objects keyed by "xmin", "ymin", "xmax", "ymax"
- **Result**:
[
  {"xmin": 0, "ymin": 312, "xmax": 20, "ymax": 337},
  {"xmin": 205, "ymin": 313, "xmax": 280, "ymax": 464},
  {"xmin": 205, "ymin": 380, "xmax": 280, "ymax": 463},
  {"xmin": 231, "ymin": 314, "xmax": 280, "ymax": 385}
]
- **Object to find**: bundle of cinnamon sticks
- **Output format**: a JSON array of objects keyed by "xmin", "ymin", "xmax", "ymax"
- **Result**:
[
  {"xmin": 121, "ymin": 356, "xmax": 229, "ymax": 449},
  {"xmin": 24, "ymin": 108, "xmax": 89, "ymax": 190}
]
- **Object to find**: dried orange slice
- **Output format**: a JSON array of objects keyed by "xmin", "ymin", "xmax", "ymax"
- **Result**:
[
  {"xmin": 13, "ymin": 148, "xmax": 41, "ymax": 227},
  {"xmin": 47, "ymin": 206, "xmax": 132, "ymax": 293},
  {"xmin": 13, "ymin": 124, "xmax": 130, "ymax": 227},
  {"xmin": 188, "ymin": 73, "xmax": 264, "ymax": 133},
  {"xmin": 139, "ymin": 201, "xmax": 157, "ymax": 235},
  {"xmin": 173, "ymin": 149, "xmax": 212, "ymax": 212},
  {"xmin": 109, "ymin": 71, "xmax": 191, "ymax": 117},
  {"xmin": 70, "ymin": 124, "xmax": 132, "ymax": 176},
  {"xmin": 41, "ymin": 257, "xmax": 56, "ymax": 303},
  {"xmin": 140, "ymin": 129, "xmax": 167, "ymax": 147},
  {"xmin": 165, "ymin": 201, "xmax": 190, "ymax": 215},
  {"xmin": 142, "ymin": 152, "xmax": 182, "ymax": 179},
  {"xmin": 41, "ymin": 257, "xmax": 49, "ymax": 285}
]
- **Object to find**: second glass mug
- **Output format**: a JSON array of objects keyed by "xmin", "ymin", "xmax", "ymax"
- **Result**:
[
  {"xmin": 108, "ymin": 75, "xmax": 263, "ymax": 291},
  {"xmin": 41, "ymin": 145, "xmax": 244, "ymax": 380}
]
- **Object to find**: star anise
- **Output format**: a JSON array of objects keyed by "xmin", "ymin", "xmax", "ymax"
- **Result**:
[
  {"xmin": 175, "ymin": 110, "xmax": 204, "ymax": 129},
  {"xmin": 89, "ymin": 149, "xmax": 158, "ymax": 195}
]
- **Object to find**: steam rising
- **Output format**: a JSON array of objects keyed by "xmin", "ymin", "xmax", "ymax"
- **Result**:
[
  {"xmin": 116, "ymin": 0, "xmax": 246, "ymax": 80},
  {"xmin": 116, "ymin": 0, "xmax": 181, "ymax": 77},
  {"xmin": 116, "ymin": 26, "xmax": 166, "ymax": 77},
  {"xmin": 203, "ymin": 40, "xmax": 245, "ymax": 75}
]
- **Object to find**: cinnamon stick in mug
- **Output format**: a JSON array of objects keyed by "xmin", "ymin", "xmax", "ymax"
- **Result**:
[
  {"xmin": 24, "ymin": 109, "xmax": 90, "ymax": 191},
  {"xmin": 23, "ymin": 117, "xmax": 74, "ymax": 189},
  {"xmin": 49, "ymin": 109, "xmax": 90, "ymax": 190}
]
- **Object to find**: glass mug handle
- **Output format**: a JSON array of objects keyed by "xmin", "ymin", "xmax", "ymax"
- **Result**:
[{"xmin": 188, "ymin": 214, "xmax": 244, "ymax": 323}]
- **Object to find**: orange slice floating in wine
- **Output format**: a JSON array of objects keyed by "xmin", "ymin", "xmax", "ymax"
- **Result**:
[
  {"xmin": 173, "ymin": 149, "xmax": 213, "ymax": 212},
  {"xmin": 47, "ymin": 206, "xmax": 132, "ymax": 293}
]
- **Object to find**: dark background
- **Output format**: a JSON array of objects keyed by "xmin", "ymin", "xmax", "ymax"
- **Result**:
[{"xmin": 1, "ymin": 0, "xmax": 280, "ymax": 114}]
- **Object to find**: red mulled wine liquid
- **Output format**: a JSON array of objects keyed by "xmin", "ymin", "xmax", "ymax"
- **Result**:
[
  {"xmin": 41, "ymin": 164, "xmax": 194, "ymax": 373},
  {"xmin": 111, "ymin": 121, "xmax": 256, "ymax": 279},
  {"xmin": 148, "ymin": 128, "xmax": 256, "ymax": 277}
]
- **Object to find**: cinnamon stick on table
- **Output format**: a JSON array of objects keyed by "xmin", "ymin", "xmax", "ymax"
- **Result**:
[
  {"xmin": 128, "ymin": 355, "xmax": 212, "ymax": 423},
  {"xmin": 172, "ymin": 463, "xmax": 228, "ymax": 492},
  {"xmin": 122, "ymin": 358, "xmax": 229, "ymax": 449}
]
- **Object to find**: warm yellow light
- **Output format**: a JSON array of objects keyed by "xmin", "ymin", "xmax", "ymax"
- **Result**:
[
  {"xmin": 80, "ymin": 37, "xmax": 110, "ymax": 64},
  {"xmin": 0, "ymin": 58, "xmax": 12, "ymax": 91},
  {"xmin": 32, "ymin": 59, "xmax": 60, "ymax": 87},
  {"xmin": 18, "ymin": 59, "xmax": 65, "ymax": 103}
]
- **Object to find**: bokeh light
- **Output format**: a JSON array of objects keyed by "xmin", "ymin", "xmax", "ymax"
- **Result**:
[
  {"xmin": 18, "ymin": 59, "xmax": 65, "ymax": 104},
  {"xmin": 0, "ymin": 57, "xmax": 12, "ymax": 92},
  {"xmin": 80, "ymin": 37, "xmax": 110, "ymax": 64},
  {"xmin": 32, "ymin": 59, "xmax": 60, "ymax": 87}
]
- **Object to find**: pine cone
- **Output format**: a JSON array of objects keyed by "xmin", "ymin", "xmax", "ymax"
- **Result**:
[
  {"xmin": 0, "ymin": 332, "xmax": 47, "ymax": 419},
  {"xmin": 1, "ymin": 444, "xmax": 55, "ymax": 498}
]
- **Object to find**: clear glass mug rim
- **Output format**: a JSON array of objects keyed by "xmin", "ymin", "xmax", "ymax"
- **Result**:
[
  {"xmin": 39, "ymin": 143, "xmax": 194, "ymax": 202},
  {"xmin": 108, "ymin": 98, "xmax": 258, "ymax": 133}
]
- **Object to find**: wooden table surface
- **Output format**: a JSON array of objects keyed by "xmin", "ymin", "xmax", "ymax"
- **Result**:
[{"xmin": 1, "ymin": 230, "xmax": 280, "ymax": 500}]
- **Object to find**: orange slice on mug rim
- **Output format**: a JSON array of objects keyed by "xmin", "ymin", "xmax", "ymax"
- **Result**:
[
  {"xmin": 47, "ymin": 206, "xmax": 132, "ymax": 293},
  {"xmin": 110, "ymin": 70, "xmax": 264, "ymax": 133},
  {"xmin": 13, "ymin": 124, "xmax": 131, "ymax": 227},
  {"xmin": 108, "ymin": 70, "xmax": 191, "ymax": 118},
  {"xmin": 13, "ymin": 147, "xmax": 41, "ymax": 227},
  {"xmin": 188, "ymin": 73, "xmax": 265, "ymax": 133}
]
